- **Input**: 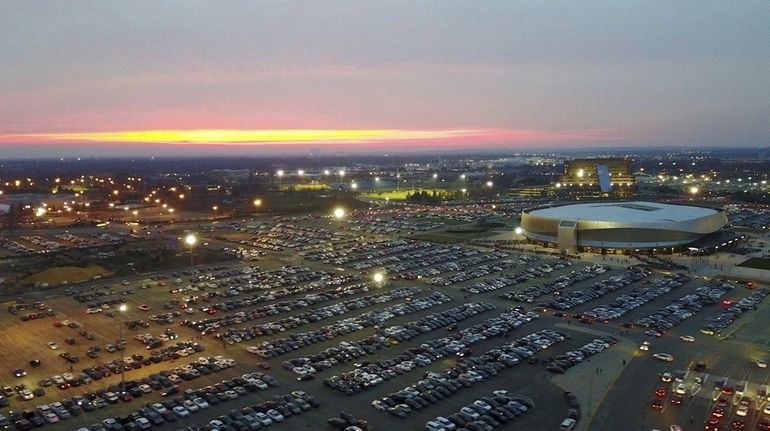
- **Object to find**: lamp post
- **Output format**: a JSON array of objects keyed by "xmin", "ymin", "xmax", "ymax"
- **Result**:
[
  {"xmin": 373, "ymin": 272, "xmax": 385, "ymax": 286},
  {"xmin": 185, "ymin": 234, "xmax": 197, "ymax": 267},
  {"xmin": 276, "ymin": 170, "xmax": 284, "ymax": 189},
  {"xmin": 118, "ymin": 304, "xmax": 127, "ymax": 393}
]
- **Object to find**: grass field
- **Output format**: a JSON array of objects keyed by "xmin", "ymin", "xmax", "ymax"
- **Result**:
[
  {"xmin": 260, "ymin": 191, "xmax": 363, "ymax": 214},
  {"xmin": 361, "ymin": 188, "xmax": 449, "ymax": 200},
  {"xmin": 20, "ymin": 265, "xmax": 112, "ymax": 286},
  {"xmin": 738, "ymin": 257, "xmax": 770, "ymax": 270},
  {"xmin": 279, "ymin": 183, "xmax": 329, "ymax": 191}
]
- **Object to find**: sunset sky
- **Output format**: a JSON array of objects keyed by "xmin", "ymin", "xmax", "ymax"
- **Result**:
[{"xmin": 1, "ymin": 1, "xmax": 768, "ymax": 156}]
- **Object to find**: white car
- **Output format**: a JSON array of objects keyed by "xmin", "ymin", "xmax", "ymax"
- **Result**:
[
  {"xmin": 182, "ymin": 399, "xmax": 199, "ymax": 412},
  {"xmin": 172, "ymin": 406, "xmax": 190, "ymax": 417},
  {"xmin": 675, "ymin": 383, "xmax": 687, "ymax": 395},
  {"xmin": 661, "ymin": 372, "xmax": 673, "ymax": 382},
  {"xmin": 86, "ymin": 308, "xmax": 102, "ymax": 314},
  {"xmin": 640, "ymin": 341, "xmax": 650, "ymax": 351},
  {"xmin": 435, "ymin": 417, "xmax": 456, "ymax": 430},
  {"xmin": 135, "ymin": 418, "xmax": 151, "ymax": 430},
  {"xmin": 192, "ymin": 398, "xmax": 209, "ymax": 409},
  {"xmin": 253, "ymin": 412, "xmax": 272, "ymax": 426},
  {"xmin": 736, "ymin": 405, "xmax": 749, "ymax": 416},
  {"xmin": 653, "ymin": 353, "xmax": 674, "ymax": 362},
  {"xmin": 679, "ymin": 335, "xmax": 695, "ymax": 343},
  {"xmin": 266, "ymin": 409, "xmax": 284, "ymax": 422},
  {"xmin": 756, "ymin": 360, "xmax": 768, "ymax": 368},
  {"xmin": 47, "ymin": 341, "xmax": 58, "ymax": 350},
  {"xmin": 460, "ymin": 406, "xmax": 480, "ymax": 420}
]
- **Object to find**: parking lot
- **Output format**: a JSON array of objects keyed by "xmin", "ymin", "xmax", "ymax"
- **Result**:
[{"xmin": 0, "ymin": 214, "xmax": 767, "ymax": 431}]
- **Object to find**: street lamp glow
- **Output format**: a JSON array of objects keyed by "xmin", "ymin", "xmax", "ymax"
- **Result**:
[
  {"xmin": 461, "ymin": 188, "xmax": 467, "ymax": 193},
  {"xmin": 374, "ymin": 177, "xmax": 380, "ymax": 182},
  {"xmin": 276, "ymin": 170, "xmax": 284, "ymax": 177},
  {"xmin": 297, "ymin": 169, "xmax": 305, "ymax": 176},
  {"xmin": 185, "ymin": 234, "xmax": 197, "ymax": 246},
  {"xmin": 212, "ymin": 205, "xmax": 218, "ymax": 211},
  {"xmin": 460, "ymin": 174, "xmax": 466, "ymax": 180},
  {"xmin": 373, "ymin": 272, "xmax": 385, "ymax": 284},
  {"xmin": 119, "ymin": 304, "xmax": 127, "ymax": 313},
  {"xmin": 515, "ymin": 227, "xmax": 524, "ymax": 235},
  {"xmin": 333, "ymin": 207, "xmax": 345, "ymax": 219},
  {"xmin": 351, "ymin": 182, "xmax": 358, "ymax": 190},
  {"xmin": 432, "ymin": 173, "xmax": 438, "ymax": 179},
  {"xmin": 486, "ymin": 181, "xmax": 494, "ymax": 188},
  {"xmin": 690, "ymin": 186, "xmax": 699, "ymax": 195},
  {"xmin": 35, "ymin": 207, "xmax": 47, "ymax": 217},
  {"xmin": 253, "ymin": 198, "xmax": 262, "ymax": 207},
  {"xmin": 338, "ymin": 170, "xmax": 345, "ymax": 177},
  {"xmin": 323, "ymin": 169, "xmax": 331, "ymax": 175}
]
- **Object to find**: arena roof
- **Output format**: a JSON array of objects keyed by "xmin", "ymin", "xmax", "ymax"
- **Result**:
[{"xmin": 527, "ymin": 201, "xmax": 719, "ymax": 224}]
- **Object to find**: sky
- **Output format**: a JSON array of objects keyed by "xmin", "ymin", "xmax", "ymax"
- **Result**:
[{"xmin": 0, "ymin": 1, "xmax": 768, "ymax": 157}]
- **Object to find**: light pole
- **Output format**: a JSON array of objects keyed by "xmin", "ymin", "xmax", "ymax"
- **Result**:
[
  {"xmin": 185, "ymin": 234, "xmax": 197, "ymax": 267},
  {"xmin": 118, "ymin": 304, "xmax": 127, "ymax": 393},
  {"xmin": 373, "ymin": 272, "xmax": 385, "ymax": 286},
  {"xmin": 276, "ymin": 170, "xmax": 284, "ymax": 189}
]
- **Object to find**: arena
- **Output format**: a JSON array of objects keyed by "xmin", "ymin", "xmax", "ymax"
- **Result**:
[{"xmin": 520, "ymin": 201, "xmax": 728, "ymax": 252}]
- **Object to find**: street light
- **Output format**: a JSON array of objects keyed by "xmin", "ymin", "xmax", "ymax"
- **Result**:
[
  {"xmin": 373, "ymin": 272, "xmax": 385, "ymax": 285},
  {"xmin": 185, "ymin": 234, "xmax": 197, "ymax": 267},
  {"xmin": 690, "ymin": 186, "xmax": 699, "ymax": 195},
  {"xmin": 333, "ymin": 207, "xmax": 345, "ymax": 219},
  {"xmin": 118, "ymin": 304, "xmax": 127, "ymax": 393},
  {"xmin": 460, "ymin": 174, "xmax": 466, "ymax": 180},
  {"xmin": 486, "ymin": 181, "xmax": 494, "ymax": 188},
  {"xmin": 276, "ymin": 170, "xmax": 284, "ymax": 188},
  {"xmin": 253, "ymin": 198, "xmax": 262, "ymax": 208},
  {"xmin": 515, "ymin": 227, "xmax": 524, "ymax": 235},
  {"xmin": 297, "ymin": 169, "xmax": 305, "ymax": 176}
]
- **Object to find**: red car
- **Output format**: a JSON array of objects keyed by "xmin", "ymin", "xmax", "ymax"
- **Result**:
[
  {"xmin": 712, "ymin": 408, "xmax": 725, "ymax": 418},
  {"xmin": 722, "ymin": 386, "xmax": 735, "ymax": 395},
  {"xmin": 731, "ymin": 419, "xmax": 745, "ymax": 429},
  {"xmin": 705, "ymin": 417, "xmax": 721, "ymax": 431},
  {"xmin": 716, "ymin": 397, "xmax": 729, "ymax": 407},
  {"xmin": 655, "ymin": 387, "xmax": 667, "ymax": 398},
  {"xmin": 651, "ymin": 399, "xmax": 663, "ymax": 410},
  {"xmin": 258, "ymin": 362, "xmax": 272, "ymax": 370}
]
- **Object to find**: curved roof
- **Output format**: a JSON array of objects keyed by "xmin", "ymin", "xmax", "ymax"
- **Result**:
[{"xmin": 527, "ymin": 201, "xmax": 719, "ymax": 224}]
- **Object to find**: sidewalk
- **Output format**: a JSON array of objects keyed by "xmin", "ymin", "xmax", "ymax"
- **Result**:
[{"xmin": 551, "ymin": 323, "xmax": 637, "ymax": 431}]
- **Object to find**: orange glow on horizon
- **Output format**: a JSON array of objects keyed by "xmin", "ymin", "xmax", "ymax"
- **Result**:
[
  {"xmin": 0, "ymin": 128, "xmax": 623, "ymax": 147},
  {"xmin": 21, "ymin": 129, "xmax": 476, "ymax": 145}
]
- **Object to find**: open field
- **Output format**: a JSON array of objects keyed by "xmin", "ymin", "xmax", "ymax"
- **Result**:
[{"xmin": 738, "ymin": 257, "xmax": 770, "ymax": 270}]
